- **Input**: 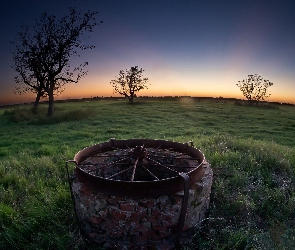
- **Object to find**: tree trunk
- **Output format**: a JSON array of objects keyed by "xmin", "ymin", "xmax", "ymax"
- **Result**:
[
  {"xmin": 47, "ymin": 78, "xmax": 55, "ymax": 116},
  {"xmin": 248, "ymin": 100, "xmax": 257, "ymax": 106},
  {"xmin": 33, "ymin": 91, "xmax": 41, "ymax": 112},
  {"xmin": 129, "ymin": 95, "xmax": 134, "ymax": 103}
]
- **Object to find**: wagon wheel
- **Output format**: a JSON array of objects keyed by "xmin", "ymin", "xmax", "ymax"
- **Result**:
[
  {"xmin": 72, "ymin": 139, "xmax": 205, "ymax": 197},
  {"xmin": 77, "ymin": 143, "xmax": 202, "ymax": 182}
]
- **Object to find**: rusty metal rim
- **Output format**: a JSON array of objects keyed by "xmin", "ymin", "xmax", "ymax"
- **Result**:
[{"xmin": 72, "ymin": 139, "xmax": 205, "ymax": 197}]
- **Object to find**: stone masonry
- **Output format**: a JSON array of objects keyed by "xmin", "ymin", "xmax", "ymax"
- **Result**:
[{"xmin": 70, "ymin": 161, "xmax": 213, "ymax": 249}]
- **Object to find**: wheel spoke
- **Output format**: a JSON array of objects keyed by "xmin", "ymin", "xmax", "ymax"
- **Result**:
[
  {"xmin": 78, "ymin": 146, "xmax": 199, "ymax": 181},
  {"xmin": 145, "ymin": 156, "xmax": 179, "ymax": 174},
  {"xmin": 106, "ymin": 166, "xmax": 134, "ymax": 179},
  {"xmin": 131, "ymin": 157, "xmax": 139, "ymax": 181},
  {"xmin": 81, "ymin": 156, "xmax": 131, "ymax": 174},
  {"xmin": 140, "ymin": 165, "xmax": 159, "ymax": 180}
]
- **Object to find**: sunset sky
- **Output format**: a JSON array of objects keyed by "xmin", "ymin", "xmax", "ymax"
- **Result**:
[{"xmin": 0, "ymin": 0, "xmax": 294, "ymax": 105}]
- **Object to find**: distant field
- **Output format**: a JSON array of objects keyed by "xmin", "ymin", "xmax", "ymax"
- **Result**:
[{"xmin": 0, "ymin": 98, "xmax": 294, "ymax": 249}]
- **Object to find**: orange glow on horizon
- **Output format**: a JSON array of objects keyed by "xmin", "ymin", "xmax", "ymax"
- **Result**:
[
  {"xmin": 1, "ymin": 73, "xmax": 294, "ymax": 106},
  {"xmin": 2, "ymin": 87, "xmax": 294, "ymax": 106}
]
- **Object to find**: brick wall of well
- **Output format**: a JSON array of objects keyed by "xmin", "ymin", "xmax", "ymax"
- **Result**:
[{"xmin": 71, "ymin": 162, "xmax": 213, "ymax": 249}]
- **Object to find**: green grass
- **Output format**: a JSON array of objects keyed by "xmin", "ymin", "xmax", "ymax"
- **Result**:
[{"xmin": 0, "ymin": 97, "xmax": 294, "ymax": 249}]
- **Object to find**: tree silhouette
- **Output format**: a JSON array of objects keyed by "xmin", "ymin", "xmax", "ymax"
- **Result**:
[
  {"xmin": 12, "ymin": 48, "xmax": 64, "ymax": 109},
  {"xmin": 12, "ymin": 8, "xmax": 100, "ymax": 115},
  {"xmin": 110, "ymin": 66, "xmax": 149, "ymax": 103},
  {"xmin": 236, "ymin": 74, "xmax": 273, "ymax": 104}
]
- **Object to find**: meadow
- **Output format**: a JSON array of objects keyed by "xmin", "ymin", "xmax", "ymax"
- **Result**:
[{"xmin": 0, "ymin": 97, "xmax": 294, "ymax": 249}]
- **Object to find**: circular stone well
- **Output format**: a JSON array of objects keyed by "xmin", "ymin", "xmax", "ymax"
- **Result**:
[{"xmin": 67, "ymin": 139, "xmax": 213, "ymax": 249}]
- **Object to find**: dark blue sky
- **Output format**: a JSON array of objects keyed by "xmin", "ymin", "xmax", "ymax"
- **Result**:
[{"xmin": 1, "ymin": 0, "xmax": 294, "ymax": 105}]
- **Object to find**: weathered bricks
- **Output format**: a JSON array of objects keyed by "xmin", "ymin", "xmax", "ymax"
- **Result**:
[
  {"xmin": 70, "ymin": 161, "xmax": 213, "ymax": 249},
  {"xmin": 119, "ymin": 202, "xmax": 137, "ymax": 211},
  {"xmin": 109, "ymin": 208, "xmax": 127, "ymax": 221}
]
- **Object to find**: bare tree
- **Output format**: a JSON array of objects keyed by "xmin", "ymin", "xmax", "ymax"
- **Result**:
[
  {"xmin": 12, "ymin": 8, "xmax": 100, "ymax": 116},
  {"xmin": 110, "ymin": 66, "xmax": 149, "ymax": 103},
  {"xmin": 237, "ymin": 74, "xmax": 273, "ymax": 104},
  {"xmin": 12, "ymin": 47, "xmax": 64, "ymax": 110}
]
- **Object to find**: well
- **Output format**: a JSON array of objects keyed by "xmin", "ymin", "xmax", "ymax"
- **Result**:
[{"xmin": 66, "ymin": 139, "xmax": 213, "ymax": 249}]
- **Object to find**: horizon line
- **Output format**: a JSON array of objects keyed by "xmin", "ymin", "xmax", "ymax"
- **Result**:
[{"xmin": 1, "ymin": 95, "xmax": 294, "ymax": 108}]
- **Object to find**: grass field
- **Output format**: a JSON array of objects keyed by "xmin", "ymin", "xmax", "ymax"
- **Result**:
[{"xmin": 0, "ymin": 97, "xmax": 294, "ymax": 249}]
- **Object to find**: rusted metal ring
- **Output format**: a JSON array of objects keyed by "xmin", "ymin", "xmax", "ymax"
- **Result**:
[{"xmin": 73, "ymin": 139, "xmax": 205, "ymax": 198}]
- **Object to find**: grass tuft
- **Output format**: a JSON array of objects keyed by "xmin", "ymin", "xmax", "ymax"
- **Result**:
[{"xmin": 3, "ymin": 105, "xmax": 93, "ymax": 125}]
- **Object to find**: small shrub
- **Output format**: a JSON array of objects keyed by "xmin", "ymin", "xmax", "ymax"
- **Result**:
[
  {"xmin": 0, "ymin": 147, "xmax": 9, "ymax": 157},
  {"xmin": 234, "ymin": 100, "xmax": 244, "ymax": 106},
  {"xmin": 2, "ymin": 106, "xmax": 93, "ymax": 124},
  {"xmin": 0, "ymin": 203, "xmax": 16, "ymax": 224},
  {"xmin": 4, "ymin": 107, "xmax": 33, "ymax": 122},
  {"xmin": 30, "ymin": 108, "xmax": 93, "ymax": 125},
  {"xmin": 0, "ymin": 174, "xmax": 19, "ymax": 189}
]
